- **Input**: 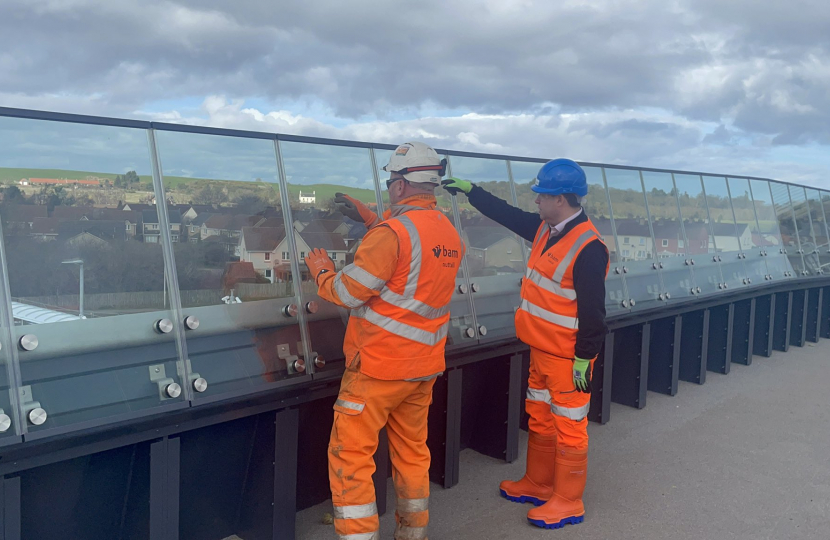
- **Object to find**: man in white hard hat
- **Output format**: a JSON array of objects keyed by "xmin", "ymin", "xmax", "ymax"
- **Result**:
[{"xmin": 305, "ymin": 142, "xmax": 464, "ymax": 540}]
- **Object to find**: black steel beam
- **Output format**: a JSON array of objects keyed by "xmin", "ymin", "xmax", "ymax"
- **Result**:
[
  {"xmin": 707, "ymin": 305, "xmax": 732, "ymax": 375},
  {"xmin": 821, "ymin": 287, "xmax": 830, "ymax": 339},
  {"xmin": 790, "ymin": 290, "xmax": 807, "ymax": 348},
  {"xmin": 505, "ymin": 354, "xmax": 523, "ymax": 463},
  {"xmin": 647, "ymin": 317, "xmax": 680, "ymax": 396},
  {"xmin": 1, "ymin": 476, "xmax": 21, "ymax": 540},
  {"xmin": 372, "ymin": 428, "xmax": 389, "ymax": 517},
  {"xmin": 731, "ymin": 300, "xmax": 754, "ymax": 366},
  {"xmin": 806, "ymin": 289, "xmax": 820, "ymax": 343},
  {"xmin": 588, "ymin": 333, "xmax": 615, "ymax": 424},
  {"xmin": 679, "ymin": 310, "xmax": 707, "ymax": 385},
  {"xmin": 611, "ymin": 324, "xmax": 648, "ymax": 409},
  {"xmin": 273, "ymin": 408, "xmax": 299, "ymax": 540},
  {"xmin": 753, "ymin": 295, "xmax": 774, "ymax": 358},
  {"xmin": 773, "ymin": 292, "xmax": 792, "ymax": 352}
]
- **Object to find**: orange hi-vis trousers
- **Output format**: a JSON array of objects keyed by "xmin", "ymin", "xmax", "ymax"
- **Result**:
[
  {"xmin": 525, "ymin": 347, "xmax": 593, "ymax": 451},
  {"xmin": 329, "ymin": 364, "xmax": 436, "ymax": 540}
]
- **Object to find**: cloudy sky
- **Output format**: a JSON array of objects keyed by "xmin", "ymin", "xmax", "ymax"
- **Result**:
[{"xmin": 2, "ymin": 0, "xmax": 830, "ymax": 187}]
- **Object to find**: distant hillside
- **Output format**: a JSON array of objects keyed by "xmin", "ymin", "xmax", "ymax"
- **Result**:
[{"xmin": 0, "ymin": 167, "xmax": 152, "ymax": 183}]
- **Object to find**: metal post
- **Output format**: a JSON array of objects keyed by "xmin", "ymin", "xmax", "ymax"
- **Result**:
[
  {"xmin": 78, "ymin": 262, "xmax": 84, "ymax": 319},
  {"xmin": 1, "ymin": 475, "xmax": 22, "ymax": 540}
]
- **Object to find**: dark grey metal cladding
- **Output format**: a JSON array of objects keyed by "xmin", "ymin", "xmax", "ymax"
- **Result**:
[
  {"xmin": 821, "ymin": 286, "xmax": 830, "ymax": 339},
  {"xmin": 806, "ymin": 288, "xmax": 821, "ymax": 343},
  {"xmin": 679, "ymin": 310, "xmax": 708, "ymax": 385}
]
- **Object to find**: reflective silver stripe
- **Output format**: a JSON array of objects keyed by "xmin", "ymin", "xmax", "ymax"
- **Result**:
[
  {"xmin": 333, "ymin": 502, "xmax": 378, "ymax": 520},
  {"xmin": 519, "ymin": 299, "xmax": 579, "ymax": 329},
  {"xmin": 551, "ymin": 402, "xmax": 590, "ymax": 421},
  {"xmin": 397, "ymin": 215, "xmax": 422, "ymax": 298},
  {"xmin": 334, "ymin": 274, "xmax": 365, "ymax": 308},
  {"xmin": 526, "ymin": 387, "xmax": 551, "ymax": 403},
  {"xmin": 551, "ymin": 229, "xmax": 599, "ymax": 284},
  {"xmin": 343, "ymin": 264, "xmax": 386, "ymax": 291},
  {"xmin": 353, "ymin": 307, "xmax": 449, "ymax": 346},
  {"xmin": 335, "ymin": 399, "xmax": 365, "ymax": 413},
  {"xmin": 397, "ymin": 497, "xmax": 429, "ymax": 513},
  {"xmin": 405, "ymin": 373, "xmax": 442, "ymax": 382},
  {"xmin": 338, "ymin": 532, "xmax": 379, "ymax": 540},
  {"xmin": 395, "ymin": 526, "xmax": 428, "ymax": 540},
  {"xmin": 380, "ymin": 289, "xmax": 449, "ymax": 319},
  {"xmin": 526, "ymin": 268, "xmax": 577, "ymax": 300}
]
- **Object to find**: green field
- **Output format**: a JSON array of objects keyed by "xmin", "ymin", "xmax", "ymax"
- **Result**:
[{"xmin": 0, "ymin": 167, "xmax": 152, "ymax": 184}]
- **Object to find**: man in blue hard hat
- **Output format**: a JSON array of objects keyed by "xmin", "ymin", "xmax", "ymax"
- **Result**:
[{"xmin": 443, "ymin": 159, "xmax": 609, "ymax": 530}]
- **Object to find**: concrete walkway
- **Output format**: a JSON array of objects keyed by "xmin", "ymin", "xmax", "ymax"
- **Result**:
[{"xmin": 296, "ymin": 339, "xmax": 830, "ymax": 540}]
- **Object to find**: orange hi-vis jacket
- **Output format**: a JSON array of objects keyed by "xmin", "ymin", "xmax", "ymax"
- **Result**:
[
  {"xmin": 515, "ymin": 219, "xmax": 609, "ymax": 358},
  {"xmin": 317, "ymin": 194, "xmax": 464, "ymax": 380}
]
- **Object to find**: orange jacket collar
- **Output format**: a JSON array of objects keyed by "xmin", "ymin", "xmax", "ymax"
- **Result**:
[{"xmin": 384, "ymin": 194, "xmax": 437, "ymax": 219}]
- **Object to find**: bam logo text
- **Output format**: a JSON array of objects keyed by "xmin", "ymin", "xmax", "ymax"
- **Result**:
[{"xmin": 432, "ymin": 245, "xmax": 460, "ymax": 259}]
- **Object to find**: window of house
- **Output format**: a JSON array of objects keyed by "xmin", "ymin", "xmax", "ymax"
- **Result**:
[
  {"xmin": 265, "ymin": 253, "xmax": 271, "ymax": 261},
  {"xmin": 622, "ymin": 249, "xmax": 630, "ymax": 257},
  {"xmin": 282, "ymin": 252, "xmax": 289, "ymax": 259},
  {"xmin": 171, "ymin": 235, "xmax": 179, "ymax": 242},
  {"xmin": 300, "ymin": 251, "xmax": 305, "ymax": 258},
  {"xmin": 624, "ymin": 237, "xmax": 630, "ymax": 244},
  {"xmin": 639, "ymin": 238, "xmax": 645, "ymax": 245},
  {"xmin": 125, "ymin": 223, "xmax": 131, "ymax": 231},
  {"xmin": 265, "ymin": 269, "xmax": 272, "ymax": 278},
  {"xmin": 662, "ymin": 239, "xmax": 669, "ymax": 247},
  {"xmin": 146, "ymin": 236, "xmax": 158, "ymax": 243}
]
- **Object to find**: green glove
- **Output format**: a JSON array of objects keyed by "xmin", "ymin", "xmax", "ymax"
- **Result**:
[
  {"xmin": 441, "ymin": 177, "xmax": 473, "ymax": 195},
  {"xmin": 572, "ymin": 356, "xmax": 592, "ymax": 393}
]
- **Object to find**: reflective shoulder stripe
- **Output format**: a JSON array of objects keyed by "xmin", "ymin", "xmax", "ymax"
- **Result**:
[
  {"xmin": 335, "ymin": 399, "xmax": 365, "ymax": 413},
  {"xmin": 551, "ymin": 402, "xmax": 590, "ymax": 422},
  {"xmin": 395, "ymin": 214, "xmax": 422, "ymax": 298},
  {"xmin": 397, "ymin": 497, "xmax": 429, "ymax": 513},
  {"xmin": 551, "ymin": 229, "xmax": 599, "ymax": 283},
  {"xmin": 405, "ymin": 372, "xmax": 442, "ymax": 382},
  {"xmin": 338, "ymin": 532, "xmax": 379, "ymax": 540},
  {"xmin": 519, "ymin": 299, "xmax": 579, "ymax": 329},
  {"xmin": 334, "ymin": 274, "xmax": 365, "ymax": 309},
  {"xmin": 379, "ymin": 289, "xmax": 449, "ymax": 320},
  {"xmin": 526, "ymin": 268, "xmax": 577, "ymax": 301},
  {"xmin": 343, "ymin": 264, "xmax": 386, "ymax": 291},
  {"xmin": 526, "ymin": 387, "xmax": 551, "ymax": 404},
  {"xmin": 532, "ymin": 223, "xmax": 548, "ymax": 248},
  {"xmin": 395, "ymin": 526, "xmax": 428, "ymax": 540},
  {"xmin": 333, "ymin": 501, "xmax": 378, "ymax": 520},
  {"xmin": 352, "ymin": 307, "xmax": 448, "ymax": 347}
]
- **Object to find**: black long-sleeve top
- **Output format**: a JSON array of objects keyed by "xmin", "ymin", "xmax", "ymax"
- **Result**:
[{"xmin": 467, "ymin": 185, "xmax": 609, "ymax": 359}]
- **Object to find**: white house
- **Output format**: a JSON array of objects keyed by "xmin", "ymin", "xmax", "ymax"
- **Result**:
[{"xmin": 299, "ymin": 190, "xmax": 316, "ymax": 204}]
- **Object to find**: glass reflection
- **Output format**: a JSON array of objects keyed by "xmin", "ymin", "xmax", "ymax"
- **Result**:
[
  {"xmin": 449, "ymin": 156, "xmax": 521, "ymax": 341},
  {"xmin": 280, "ymin": 141, "xmax": 383, "ymax": 366},
  {"xmin": 769, "ymin": 182, "xmax": 805, "ymax": 275},
  {"xmin": 748, "ymin": 180, "xmax": 794, "ymax": 279},
  {"xmin": 0, "ymin": 116, "xmax": 184, "ymax": 433},
  {"xmin": 673, "ymin": 174, "xmax": 723, "ymax": 295},
  {"xmin": 603, "ymin": 167, "xmax": 662, "ymax": 309},
  {"xmin": 155, "ymin": 129, "xmax": 305, "ymax": 395},
  {"xmin": 789, "ymin": 186, "xmax": 821, "ymax": 275},
  {"xmin": 702, "ymin": 176, "xmax": 748, "ymax": 288},
  {"xmin": 809, "ymin": 189, "xmax": 830, "ymax": 275},
  {"xmin": 727, "ymin": 177, "xmax": 770, "ymax": 284},
  {"xmin": 641, "ymin": 171, "xmax": 694, "ymax": 301}
]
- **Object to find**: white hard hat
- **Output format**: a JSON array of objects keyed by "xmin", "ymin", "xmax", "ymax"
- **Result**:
[{"xmin": 383, "ymin": 141, "xmax": 447, "ymax": 185}]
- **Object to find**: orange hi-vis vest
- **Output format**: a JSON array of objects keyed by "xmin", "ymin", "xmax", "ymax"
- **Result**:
[
  {"xmin": 344, "ymin": 208, "xmax": 463, "ymax": 381},
  {"xmin": 515, "ymin": 218, "xmax": 608, "ymax": 358}
]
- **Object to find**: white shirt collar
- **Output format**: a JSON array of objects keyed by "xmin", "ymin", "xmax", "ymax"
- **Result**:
[{"xmin": 549, "ymin": 208, "xmax": 583, "ymax": 237}]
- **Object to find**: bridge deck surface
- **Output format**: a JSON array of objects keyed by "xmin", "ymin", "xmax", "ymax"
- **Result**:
[{"xmin": 295, "ymin": 338, "xmax": 830, "ymax": 540}]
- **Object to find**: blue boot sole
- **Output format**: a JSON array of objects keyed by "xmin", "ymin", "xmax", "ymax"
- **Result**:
[
  {"xmin": 527, "ymin": 515, "xmax": 584, "ymax": 529},
  {"xmin": 499, "ymin": 489, "xmax": 547, "ymax": 506}
]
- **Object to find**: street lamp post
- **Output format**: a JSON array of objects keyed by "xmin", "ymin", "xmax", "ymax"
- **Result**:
[{"xmin": 61, "ymin": 259, "xmax": 84, "ymax": 319}]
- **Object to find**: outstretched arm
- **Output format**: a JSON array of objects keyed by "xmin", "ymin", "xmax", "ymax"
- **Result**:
[{"xmin": 443, "ymin": 179, "xmax": 541, "ymax": 242}]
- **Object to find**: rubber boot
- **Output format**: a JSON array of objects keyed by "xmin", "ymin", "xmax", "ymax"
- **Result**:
[
  {"xmin": 526, "ymin": 446, "xmax": 588, "ymax": 529},
  {"xmin": 499, "ymin": 433, "xmax": 557, "ymax": 506}
]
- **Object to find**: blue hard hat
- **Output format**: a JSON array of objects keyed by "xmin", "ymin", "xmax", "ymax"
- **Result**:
[{"xmin": 532, "ymin": 158, "xmax": 588, "ymax": 197}]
